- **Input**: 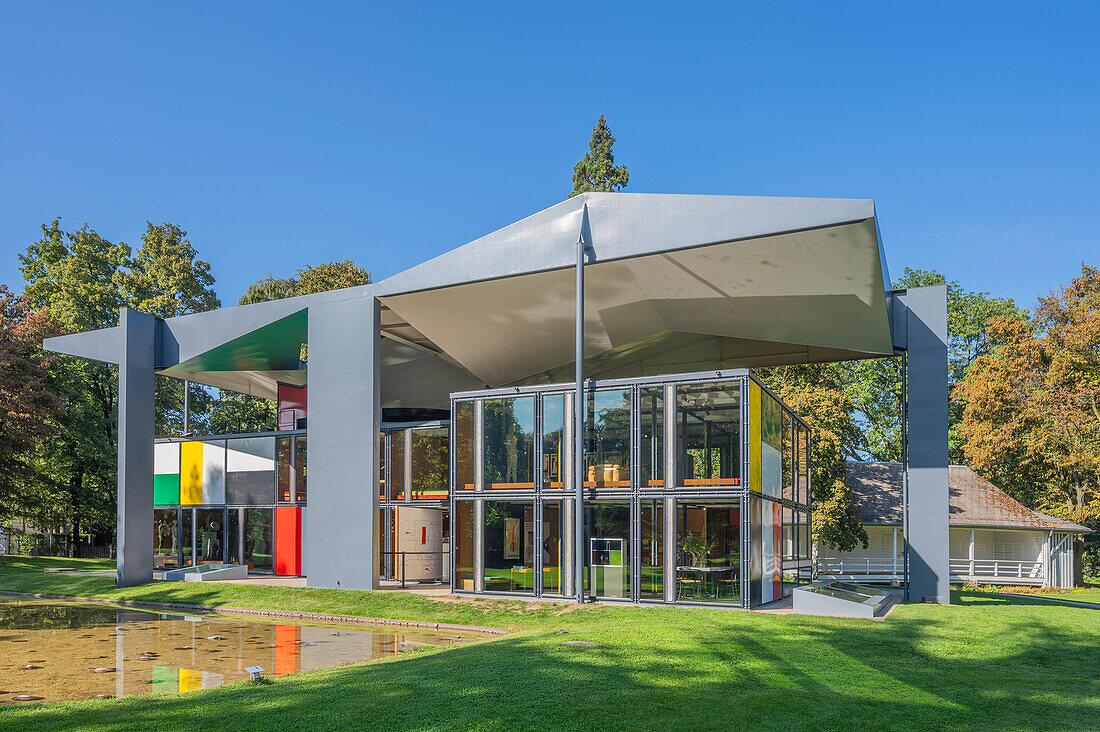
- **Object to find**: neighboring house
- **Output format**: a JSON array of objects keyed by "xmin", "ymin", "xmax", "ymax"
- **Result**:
[{"xmin": 816, "ymin": 462, "xmax": 1089, "ymax": 589}]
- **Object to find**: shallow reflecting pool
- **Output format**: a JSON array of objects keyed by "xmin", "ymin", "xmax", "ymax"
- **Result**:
[{"xmin": 0, "ymin": 597, "xmax": 479, "ymax": 705}]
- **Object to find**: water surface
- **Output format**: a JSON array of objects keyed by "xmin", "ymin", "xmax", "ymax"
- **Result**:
[{"xmin": 0, "ymin": 597, "xmax": 476, "ymax": 705}]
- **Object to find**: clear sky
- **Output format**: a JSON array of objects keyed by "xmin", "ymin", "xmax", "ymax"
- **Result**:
[{"xmin": 1, "ymin": 2, "xmax": 1097, "ymax": 309}]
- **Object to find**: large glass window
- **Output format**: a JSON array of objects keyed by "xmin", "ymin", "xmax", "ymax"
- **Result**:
[
  {"xmin": 153, "ymin": 509, "xmax": 179, "ymax": 568},
  {"xmin": 244, "ymin": 508, "xmax": 274, "ymax": 572},
  {"xmin": 677, "ymin": 382, "xmax": 741, "ymax": 487},
  {"xmin": 483, "ymin": 501, "xmax": 535, "ymax": 593},
  {"xmin": 379, "ymin": 432, "xmax": 386, "ymax": 501},
  {"xmin": 541, "ymin": 499, "xmax": 570, "ymax": 595},
  {"xmin": 584, "ymin": 500, "xmax": 630, "ymax": 598},
  {"xmin": 227, "ymin": 507, "xmax": 242, "ymax": 565},
  {"xmin": 639, "ymin": 387, "xmax": 664, "ymax": 488},
  {"xmin": 389, "ymin": 430, "xmax": 406, "ymax": 500},
  {"xmin": 180, "ymin": 509, "xmax": 193, "ymax": 567},
  {"xmin": 542, "ymin": 394, "xmax": 566, "ymax": 489},
  {"xmin": 675, "ymin": 501, "xmax": 740, "ymax": 603},
  {"xmin": 226, "ymin": 437, "xmax": 276, "ymax": 505},
  {"xmin": 411, "ymin": 427, "xmax": 448, "ymax": 499},
  {"xmin": 584, "ymin": 390, "xmax": 631, "ymax": 488},
  {"xmin": 294, "ymin": 435, "xmax": 307, "ymax": 503},
  {"xmin": 195, "ymin": 508, "xmax": 225, "ymax": 564},
  {"xmin": 639, "ymin": 499, "xmax": 664, "ymax": 600},
  {"xmin": 484, "ymin": 397, "xmax": 535, "ymax": 489},
  {"xmin": 455, "ymin": 401, "xmax": 476, "ymax": 491},
  {"xmin": 454, "ymin": 501, "xmax": 475, "ymax": 591},
  {"xmin": 277, "ymin": 436, "xmax": 292, "ymax": 502},
  {"xmin": 797, "ymin": 426, "xmax": 810, "ymax": 506}
]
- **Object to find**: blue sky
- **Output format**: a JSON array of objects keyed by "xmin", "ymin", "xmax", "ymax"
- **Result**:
[{"xmin": 1, "ymin": 2, "xmax": 1097, "ymax": 309}]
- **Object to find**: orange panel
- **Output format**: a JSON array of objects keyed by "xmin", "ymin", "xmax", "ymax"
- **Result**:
[{"xmin": 275, "ymin": 506, "xmax": 302, "ymax": 575}]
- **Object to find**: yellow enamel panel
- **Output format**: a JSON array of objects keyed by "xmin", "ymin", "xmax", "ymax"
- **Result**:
[
  {"xmin": 178, "ymin": 667, "xmax": 201, "ymax": 693},
  {"xmin": 180, "ymin": 441, "xmax": 204, "ymax": 505},
  {"xmin": 749, "ymin": 381, "xmax": 761, "ymax": 492}
]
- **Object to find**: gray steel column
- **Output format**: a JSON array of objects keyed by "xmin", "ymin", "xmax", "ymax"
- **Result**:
[
  {"xmin": 116, "ymin": 307, "xmax": 155, "ymax": 588},
  {"xmin": 574, "ymin": 206, "xmax": 587, "ymax": 603},
  {"xmin": 898, "ymin": 285, "xmax": 951, "ymax": 604},
  {"xmin": 304, "ymin": 295, "xmax": 380, "ymax": 590}
]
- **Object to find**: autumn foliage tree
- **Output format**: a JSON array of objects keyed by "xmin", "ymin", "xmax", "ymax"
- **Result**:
[
  {"xmin": 761, "ymin": 364, "xmax": 868, "ymax": 553},
  {"xmin": 0, "ymin": 286, "xmax": 63, "ymax": 524},
  {"xmin": 957, "ymin": 264, "xmax": 1100, "ymax": 525}
]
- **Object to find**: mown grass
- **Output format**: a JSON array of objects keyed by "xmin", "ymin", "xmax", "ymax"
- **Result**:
[{"xmin": 2, "ymin": 556, "xmax": 1099, "ymax": 731}]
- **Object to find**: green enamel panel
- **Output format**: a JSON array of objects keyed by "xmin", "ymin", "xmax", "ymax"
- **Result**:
[
  {"xmin": 154, "ymin": 473, "xmax": 180, "ymax": 505},
  {"xmin": 151, "ymin": 664, "xmax": 178, "ymax": 694}
]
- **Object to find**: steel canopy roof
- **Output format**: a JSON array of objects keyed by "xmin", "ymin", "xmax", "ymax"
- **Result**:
[{"xmin": 44, "ymin": 192, "xmax": 895, "ymax": 407}]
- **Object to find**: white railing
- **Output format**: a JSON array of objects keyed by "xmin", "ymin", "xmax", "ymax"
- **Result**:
[
  {"xmin": 949, "ymin": 558, "xmax": 1045, "ymax": 583},
  {"xmin": 816, "ymin": 557, "xmax": 1046, "ymax": 585}
]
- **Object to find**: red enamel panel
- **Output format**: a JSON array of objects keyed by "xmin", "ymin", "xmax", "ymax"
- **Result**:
[
  {"xmin": 275, "ymin": 506, "xmax": 302, "ymax": 576},
  {"xmin": 277, "ymin": 383, "xmax": 307, "ymax": 431}
]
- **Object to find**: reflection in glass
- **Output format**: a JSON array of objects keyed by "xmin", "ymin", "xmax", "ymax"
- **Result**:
[
  {"xmin": 277, "ymin": 436, "xmax": 292, "ymax": 502},
  {"xmin": 379, "ymin": 432, "xmax": 386, "ymax": 501},
  {"xmin": 153, "ymin": 509, "xmax": 179, "ymax": 568},
  {"xmin": 639, "ymin": 499, "xmax": 664, "ymax": 600},
  {"xmin": 294, "ymin": 436, "xmax": 307, "ymax": 503},
  {"xmin": 797, "ymin": 426, "xmax": 810, "ymax": 506},
  {"xmin": 389, "ymin": 430, "xmax": 405, "ymax": 500},
  {"xmin": 675, "ymin": 501, "xmax": 740, "ymax": 603},
  {"xmin": 244, "ymin": 508, "xmax": 274, "ymax": 572},
  {"xmin": 484, "ymin": 397, "xmax": 535, "ymax": 489},
  {"xmin": 195, "ymin": 509, "xmax": 225, "ymax": 564},
  {"xmin": 584, "ymin": 390, "xmax": 631, "ymax": 487},
  {"xmin": 455, "ymin": 401, "xmax": 476, "ymax": 490},
  {"xmin": 676, "ymin": 382, "xmax": 740, "ymax": 487},
  {"xmin": 542, "ymin": 500, "xmax": 564, "ymax": 595},
  {"xmin": 542, "ymin": 394, "xmax": 566, "ymax": 489},
  {"xmin": 584, "ymin": 500, "xmax": 630, "ymax": 598},
  {"xmin": 181, "ymin": 509, "xmax": 193, "ymax": 566},
  {"xmin": 483, "ymin": 501, "xmax": 535, "ymax": 593},
  {"xmin": 227, "ymin": 507, "xmax": 241, "ymax": 565},
  {"xmin": 411, "ymin": 427, "xmax": 448, "ymax": 499},
  {"xmin": 639, "ymin": 387, "xmax": 663, "ymax": 487},
  {"xmin": 454, "ymin": 501, "xmax": 475, "ymax": 591}
]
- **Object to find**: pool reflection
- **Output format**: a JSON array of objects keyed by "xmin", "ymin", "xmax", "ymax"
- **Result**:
[{"xmin": 0, "ymin": 598, "xmax": 474, "ymax": 705}]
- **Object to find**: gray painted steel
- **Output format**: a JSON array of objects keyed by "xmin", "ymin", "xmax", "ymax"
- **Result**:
[
  {"xmin": 117, "ymin": 308, "xmax": 155, "ymax": 588},
  {"xmin": 302, "ymin": 295, "xmax": 380, "ymax": 590},
  {"xmin": 574, "ymin": 207, "xmax": 587, "ymax": 603},
  {"xmin": 895, "ymin": 285, "xmax": 951, "ymax": 604}
]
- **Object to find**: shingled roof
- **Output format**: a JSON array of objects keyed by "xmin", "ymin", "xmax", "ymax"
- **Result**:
[{"xmin": 845, "ymin": 462, "xmax": 1091, "ymax": 532}]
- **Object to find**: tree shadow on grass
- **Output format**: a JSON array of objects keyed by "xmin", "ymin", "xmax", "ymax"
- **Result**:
[{"xmin": 4, "ymin": 593, "xmax": 1099, "ymax": 731}]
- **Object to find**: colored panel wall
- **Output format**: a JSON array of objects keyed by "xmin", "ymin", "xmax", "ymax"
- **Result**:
[
  {"xmin": 277, "ymin": 383, "xmax": 307, "ymax": 431},
  {"xmin": 154, "ymin": 442, "xmax": 181, "ymax": 505},
  {"xmin": 180, "ymin": 441, "xmax": 203, "ymax": 505},
  {"xmin": 275, "ymin": 506, "xmax": 302, "ymax": 575},
  {"xmin": 202, "ymin": 441, "xmax": 226, "ymax": 504},
  {"xmin": 153, "ymin": 474, "xmax": 180, "ymax": 505}
]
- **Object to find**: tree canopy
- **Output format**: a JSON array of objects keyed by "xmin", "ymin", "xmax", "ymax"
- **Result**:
[
  {"xmin": 570, "ymin": 115, "xmax": 629, "ymax": 197},
  {"xmin": 18, "ymin": 220, "xmax": 220, "ymax": 544},
  {"xmin": 238, "ymin": 259, "xmax": 370, "ymax": 305},
  {"xmin": 956, "ymin": 264, "xmax": 1100, "ymax": 526}
]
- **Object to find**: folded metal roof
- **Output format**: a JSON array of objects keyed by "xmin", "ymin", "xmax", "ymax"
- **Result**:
[{"xmin": 44, "ymin": 192, "xmax": 897, "ymax": 407}]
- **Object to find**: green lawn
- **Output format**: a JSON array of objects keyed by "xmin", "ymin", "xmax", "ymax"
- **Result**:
[{"xmin": 2, "ymin": 556, "xmax": 1099, "ymax": 730}]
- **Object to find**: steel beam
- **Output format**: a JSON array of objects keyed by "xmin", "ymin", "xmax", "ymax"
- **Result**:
[
  {"xmin": 116, "ymin": 308, "xmax": 155, "ymax": 587},
  {"xmin": 304, "ymin": 295, "xmax": 380, "ymax": 589}
]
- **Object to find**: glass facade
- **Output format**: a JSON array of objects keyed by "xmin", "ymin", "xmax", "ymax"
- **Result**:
[
  {"xmin": 451, "ymin": 370, "xmax": 811, "ymax": 608},
  {"xmin": 410, "ymin": 428, "xmax": 448, "ymax": 499},
  {"xmin": 584, "ymin": 500, "xmax": 630, "ymax": 599},
  {"xmin": 677, "ymin": 381, "xmax": 740, "ymax": 487},
  {"xmin": 483, "ymin": 501, "xmax": 535, "ymax": 593},
  {"xmin": 484, "ymin": 397, "xmax": 535, "ymax": 489},
  {"xmin": 676, "ymin": 500, "xmax": 740, "ymax": 603},
  {"xmin": 153, "ymin": 508, "xmax": 179, "ymax": 568}
]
